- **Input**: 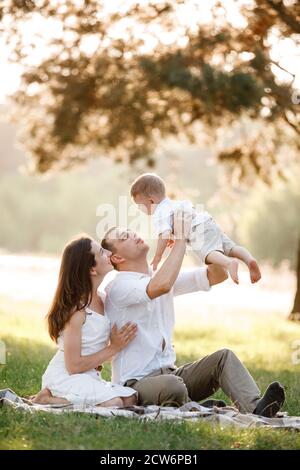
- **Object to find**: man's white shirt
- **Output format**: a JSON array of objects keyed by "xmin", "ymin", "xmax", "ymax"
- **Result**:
[{"xmin": 103, "ymin": 267, "xmax": 211, "ymax": 385}]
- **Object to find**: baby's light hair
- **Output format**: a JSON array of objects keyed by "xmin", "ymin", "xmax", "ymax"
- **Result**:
[{"xmin": 130, "ymin": 173, "xmax": 166, "ymax": 199}]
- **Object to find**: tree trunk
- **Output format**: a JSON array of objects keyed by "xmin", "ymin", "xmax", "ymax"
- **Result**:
[{"xmin": 289, "ymin": 236, "xmax": 300, "ymax": 322}]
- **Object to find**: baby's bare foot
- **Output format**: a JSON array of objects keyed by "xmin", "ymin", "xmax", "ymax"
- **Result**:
[
  {"xmin": 31, "ymin": 388, "xmax": 52, "ymax": 404},
  {"xmin": 248, "ymin": 259, "xmax": 261, "ymax": 283},
  {"xmin": 228, "ymin": 259, "xmax": 239, "ymax": 284}
]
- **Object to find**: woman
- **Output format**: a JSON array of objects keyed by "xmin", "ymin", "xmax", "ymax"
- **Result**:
[{"xmin": 33, "ymin": 234, "xmax": 137, "ymax": 407}]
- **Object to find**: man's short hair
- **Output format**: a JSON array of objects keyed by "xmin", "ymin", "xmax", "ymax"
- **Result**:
[
  {"xmin": 101, "ymin": 226, "xmax": 118, "ymax": 252},
  {"xmin": 130, "ymin": 173, "xmax": 166, "ymax": 198},
  {"xmin": 101, "ymin": 227, "xmax": 118, "ymax": 268}
]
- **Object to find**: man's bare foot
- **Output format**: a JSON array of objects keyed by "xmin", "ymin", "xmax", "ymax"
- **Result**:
[
  {"xmin": 228, "ymin": 259, "xmax": 239, "ymax": 284},
  {"xmin": 31, "ymin": 388, "xmax": 52, "ymax": 404},
  {"xmin": 248, "ymin": 259, "xmax": 261, "ymax": 283}
]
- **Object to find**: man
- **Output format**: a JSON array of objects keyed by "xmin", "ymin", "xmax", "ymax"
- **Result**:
[{"xmin": 101, "ymin": 211, "xmax": 285, "ymax": 417}]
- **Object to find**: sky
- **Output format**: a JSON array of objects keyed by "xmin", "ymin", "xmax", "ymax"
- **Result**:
[{"xmin": 0, "ymin": 0, "xmax": 299, "ymax": 103}]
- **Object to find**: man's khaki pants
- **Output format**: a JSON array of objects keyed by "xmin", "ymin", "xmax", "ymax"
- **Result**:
[{"xmin": 124, "ymin": 349, "xmax": 261, "ymax": 413}]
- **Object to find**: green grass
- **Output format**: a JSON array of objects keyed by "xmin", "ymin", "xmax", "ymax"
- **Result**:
[{"xmin": 1, "ymin": 296, "xmax": 300, "ymax": 450}]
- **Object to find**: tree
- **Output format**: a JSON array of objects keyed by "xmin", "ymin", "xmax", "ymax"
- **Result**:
[
  {"xmin": 1, "ymin": 0, "xmax": 300, "ymax": 318},
  {"xmin": 0, "ymin": 0, "xmax": 299, "ymax": 176}
]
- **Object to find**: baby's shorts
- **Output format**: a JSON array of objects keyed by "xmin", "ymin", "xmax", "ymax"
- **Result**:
[{"xmin": 189, "ymin": 217, "xmax": 236, "ymax": 263}]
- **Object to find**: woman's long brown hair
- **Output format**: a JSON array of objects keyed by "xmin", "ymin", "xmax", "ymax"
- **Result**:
[{"xmin": 47, "ymin": 235, "xmax": 96, "ymax": 342}]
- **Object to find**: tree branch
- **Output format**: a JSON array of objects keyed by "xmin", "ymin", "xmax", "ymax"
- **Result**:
[
  {"xmin": 265, "ymin": 0, "xmax": 300, "ymax": 34},
  {"xmin": 283, "ymin": 113, "xmax": 300, "ymax": 135},
  {"xmin": 270, "ymin": 60, "xmax": 296, "ymax": 82}
]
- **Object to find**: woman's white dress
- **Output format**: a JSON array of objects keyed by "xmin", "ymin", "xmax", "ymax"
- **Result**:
[{"xmin": 42, "ymin": 307, "xmax": 136, "ymax": 406}]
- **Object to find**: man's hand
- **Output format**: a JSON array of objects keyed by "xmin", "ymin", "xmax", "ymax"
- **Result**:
[{"xmin": 207, "ymin": 264, "xmax": 228, "ymax": 286}]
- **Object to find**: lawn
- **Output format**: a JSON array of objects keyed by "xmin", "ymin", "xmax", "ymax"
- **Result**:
[{"xmin": 1, "ymin": 294, "xmax": 300, "ymax": 450}]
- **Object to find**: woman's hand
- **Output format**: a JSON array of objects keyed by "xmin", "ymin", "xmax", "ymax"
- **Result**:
[{"xmin": 110, "ymin": 322, "xmax": 137, "ymax": 353}]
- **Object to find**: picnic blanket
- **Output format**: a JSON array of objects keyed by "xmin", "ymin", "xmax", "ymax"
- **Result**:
[{"xmin": 1, "ymin": 388, "xmax": 300, "ymax": 430}]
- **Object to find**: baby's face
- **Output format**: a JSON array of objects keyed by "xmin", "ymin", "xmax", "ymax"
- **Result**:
[{"xmin": 133, "ymin": 194, "xmax": 154, "ymax": 215}]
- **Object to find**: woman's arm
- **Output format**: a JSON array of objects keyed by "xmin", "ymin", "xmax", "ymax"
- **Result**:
[{"xmin": 63, "ymin": 311, "xmax": 137, "ymax": 374}]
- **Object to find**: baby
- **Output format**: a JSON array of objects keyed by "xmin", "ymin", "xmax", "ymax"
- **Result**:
[{"xmin": 130, "ymin": 173, "xmax": 261, "ymax": 284}]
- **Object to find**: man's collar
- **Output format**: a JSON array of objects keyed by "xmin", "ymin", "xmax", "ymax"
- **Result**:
[{"xmin": 115, "ymin": 269, "xmax": 152, "ymax": 278}]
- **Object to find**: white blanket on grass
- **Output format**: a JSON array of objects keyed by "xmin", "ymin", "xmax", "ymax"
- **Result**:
[{"xmin": 1, "ymin": 388, "xmax": 300, "ymax": 430}]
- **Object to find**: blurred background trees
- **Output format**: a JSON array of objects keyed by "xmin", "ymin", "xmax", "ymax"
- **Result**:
[{"xmin": 0, "ymin": 0, "xmax": 299, "ymax": 175}]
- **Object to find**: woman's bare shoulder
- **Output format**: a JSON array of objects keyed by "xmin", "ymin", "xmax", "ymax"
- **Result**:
[{"xmin": 66, "ymin": 309, "xmax": 86, "ymax": 327}]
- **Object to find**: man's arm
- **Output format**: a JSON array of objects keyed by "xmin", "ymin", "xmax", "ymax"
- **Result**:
[
  {"xmin": 147, "ymin": 208, "xmax": 192, "ymax": 299},
  {"xmin": 150, "ymin": 232, "xmax": 170, "ymax": 271},
  {"xmin": 147, "ymin": 238, "xmax": 187, "ymax": 299},
  {"xmin": 107, "ymin": 208, "xmax": 192, "ymax": 307},
  {"xmin": 107, "ymin": 239, "xmax": 187, "ymax": 307},
  {"xmin": 173, "ymin": 264, "xmax": 228, "ymax": 297}
]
